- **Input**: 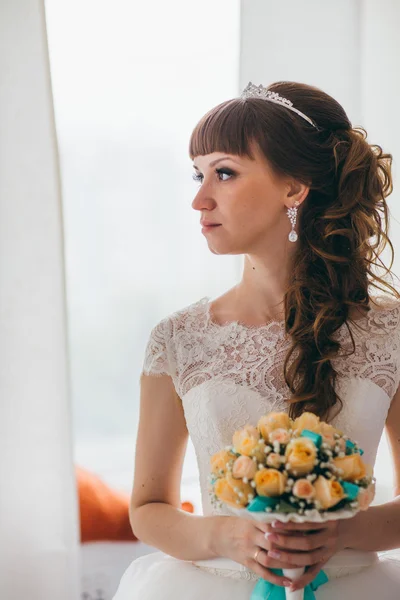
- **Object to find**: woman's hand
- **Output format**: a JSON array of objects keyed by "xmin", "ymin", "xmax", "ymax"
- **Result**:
[
  {"xmin": 264, "ymin": 518, "xmax": 349, "ymax": 591},
  {"xmin": 214, "ymin": 516, "xmax": 298, "ymax": 588}
]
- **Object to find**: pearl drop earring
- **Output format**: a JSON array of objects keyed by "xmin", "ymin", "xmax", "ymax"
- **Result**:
[{"xmin": 287, "ymin": 200, "xmax": 300, "ymax": 242}]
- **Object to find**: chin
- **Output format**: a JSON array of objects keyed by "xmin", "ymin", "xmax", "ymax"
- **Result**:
[
  {"xmin": 204, "ymin": 231, "xmax": 252, "ymax": 255},
  {"xmin": 206, "ymin": 242, "xmax": 246, "ymax": 256}
]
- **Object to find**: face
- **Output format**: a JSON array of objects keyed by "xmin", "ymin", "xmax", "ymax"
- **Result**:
[{"xmin": 191, "ymin": 143, "xmax": 307, "ymax": 256}]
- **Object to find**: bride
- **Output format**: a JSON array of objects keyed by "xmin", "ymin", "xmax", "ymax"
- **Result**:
[{"xmin": 112, "ymin": 81, "xmax": 400, "ymax": 598}]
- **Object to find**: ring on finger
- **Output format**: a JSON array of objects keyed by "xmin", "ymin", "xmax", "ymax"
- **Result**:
[{"xmin": 253, "ymin": 548, "xmax": 262, "ymax": 563}]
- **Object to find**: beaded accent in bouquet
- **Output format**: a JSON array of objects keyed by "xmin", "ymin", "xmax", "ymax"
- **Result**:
[{"xmin": 208, "ymin": 412, "xmax": 375, "ymax": 600}]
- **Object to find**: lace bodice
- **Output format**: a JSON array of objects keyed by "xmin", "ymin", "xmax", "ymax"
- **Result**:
[{"xmin": 142, "ymin": 295, "xmax": 400, "ymax": 521}]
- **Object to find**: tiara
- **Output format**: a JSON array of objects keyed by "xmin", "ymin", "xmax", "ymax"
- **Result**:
[{"xmin": 240, "ymin": 82, "xmax": 320, "ymax": 130}]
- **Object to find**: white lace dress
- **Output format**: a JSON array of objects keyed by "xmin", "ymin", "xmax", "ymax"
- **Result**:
[{"xmin": 112, "ymin": 295, "xmax": 400, "ymax": 599}]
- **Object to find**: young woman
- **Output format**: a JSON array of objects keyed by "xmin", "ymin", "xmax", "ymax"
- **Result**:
[{"xmin": 113, "ymin": 81, "xmax": 400, "ymax": 598}]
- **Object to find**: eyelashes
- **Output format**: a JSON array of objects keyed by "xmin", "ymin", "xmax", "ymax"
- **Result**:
[{"xmin": 192, "ymin": 167, "xmax": 235, "ymax": 184}]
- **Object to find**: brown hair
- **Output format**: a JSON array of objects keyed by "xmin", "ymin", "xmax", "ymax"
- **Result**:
[{"xmin": 188, "ymin": 80, "xmax": 399, "ymax": 422}]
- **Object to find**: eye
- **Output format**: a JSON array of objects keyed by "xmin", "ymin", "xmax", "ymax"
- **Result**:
[
  {"xmin": 192, "ymin": 167, "xmax": 235, "ymax": 184},
  {"xmin": 216, "ymin": 168, "xmax": 234, "ymax": 181},
  {"xmin": 192, "ymin": 172, "xmax": 203, "ymax": 183}
]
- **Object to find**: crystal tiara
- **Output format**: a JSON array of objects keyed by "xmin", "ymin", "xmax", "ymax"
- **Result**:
[{"xmin": 240, "ymin": 82, "xmax": 320, "ymax": 131}]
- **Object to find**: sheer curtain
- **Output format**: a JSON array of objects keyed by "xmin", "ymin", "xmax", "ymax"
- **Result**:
[{"xmin": 45, "ymin": 0, "xmax": 242, "ymax": 511}]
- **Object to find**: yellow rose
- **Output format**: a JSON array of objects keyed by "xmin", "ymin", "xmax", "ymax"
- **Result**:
[
  {"xmin": 251, "ymin": 440, "xmax": 268, "ymax": 463},
  {"xmin": 257, "ymin": 412, "xmax": 291, "ymax": 442},
  {"xmin": 314, "ymin": 475, "xmax": 344, "ymax": 509},
  {"xmin": 292, "ymin": 478, "xmax": 316, "ymax": 500},
  {"xmin": 214, "ymin": 471, "xmax": 253, "ymax": 508},
  {"xmin": 254, "ymin": 468, "xmax": 287, "ymax": 497},
  {"xmin": 332, "ymin": 454, "xmax": 367, "ymax": 482},
  {"xmin": 319, "ymin": 422, "xmax": 339, "ymax": 447},
  {"xmin": 293, "ymin": 412, "xmax": 321, "ymax": 435},
  {"xmin": 210, "ymin": 449, "xmax": 236, "ymax": 477},
  {"xmin": 285, "ymin": 437, "xmax": 317, "ymax": 476},
  {"xmin": 232, "ymin": 425, "xmax": 260, "ymax": 456},
  {"xmin": 232, "ymin": 455, "xmax": 258, "ymax": 480}
]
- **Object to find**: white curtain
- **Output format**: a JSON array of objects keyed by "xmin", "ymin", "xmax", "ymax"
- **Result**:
[{"xmin": 0, "ymin": 1, "xmax": 80, "ymax": 599}]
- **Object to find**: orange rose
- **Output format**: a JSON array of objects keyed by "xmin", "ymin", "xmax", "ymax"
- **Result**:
[
  {"xmin": 257, "ymin": 412, "xmax": 291, "ymax": 442},
  {"xmin": 314, "ymin": 475, "xmax": 344, "ymax": 509},
  {"xmin": 254, "ymin": 468, "xmax": 287, "ymax": 497},
  {"xmin": 292, "ymin": 412, "xmax": 321, "ymax": 436},
  {"xmin": 285, "ymin": 437, "xmax": 317, "ymax": 476},
  {"xmin": 232, "ymin": 425, "xmax": 260, "ymax": 457},
  {"xmin": 319, "ymin": 422, "xmax": 339, "ymax": 448},
  {"xmin": 266, "ymin": 452, "xmax": 285, "ymax": 469},
  {"xmin": 232, "ymin": 455, "xmax": 258, "ymax": 480},
  {"xmin": 332, "ymin": 454, "xmax": 367, "ymax": 482},
  {"xmin": 292, "ymin": 478, "xmax": 316, "ymax": 500},
  {"xmin": 250, "ymin": 440, "xmax": 269, "ymax": 463},
  {"xmin": 269, "ymin": 428, "xmax": 291, "ymax": 445},
  {"xmin": 214, "ymin": 471, "xmax": 253, "ymax": 508},
  {"xmin": 210, "ymin": 449, "xmax": 236, "ymax": 477}
]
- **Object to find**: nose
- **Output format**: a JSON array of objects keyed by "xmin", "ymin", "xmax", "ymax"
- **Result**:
[{"xmin": 191, "ymin": 186, "xmax": 215, "ymax": 213}]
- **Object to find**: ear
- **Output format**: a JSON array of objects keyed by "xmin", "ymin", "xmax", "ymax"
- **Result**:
[{"xmin": 284, "ymin": 178, "xmax": 310, "ymax": 208}]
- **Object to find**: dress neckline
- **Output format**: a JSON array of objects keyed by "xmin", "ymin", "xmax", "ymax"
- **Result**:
[
  {"xmin": 199, "ymin": 293, "xmax": 399, "ymax": 335},
  {"xmin": 202, "ymin": 296, "xmax": 286, "ymax": 332}
]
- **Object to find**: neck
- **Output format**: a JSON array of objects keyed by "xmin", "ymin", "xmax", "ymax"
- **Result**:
[{"xmin": 235, "ymin": 250, "xmax": 295, "ymax": 321}]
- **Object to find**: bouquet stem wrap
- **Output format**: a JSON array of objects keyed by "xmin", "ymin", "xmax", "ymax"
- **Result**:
[
  {"xmin": 250, "ymin": 567, "xmax": 328, "ymax": 600},
  {"xmin": 283, "ymin": 568, "xmax": 305, "ymax": 600}
]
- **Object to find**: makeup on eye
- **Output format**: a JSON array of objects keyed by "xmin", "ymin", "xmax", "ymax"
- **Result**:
[{"xmin": 192, "ymin": 167, "xmax": 235, "ymax": 183}]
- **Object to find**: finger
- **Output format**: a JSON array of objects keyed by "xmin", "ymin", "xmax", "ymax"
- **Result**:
[
  {"xmin": 289, "ymin": 559, "xmax": 329, "ymax": 592},
  {"xmin": 254, "ymin": 538, "xmax": 300, "ymax": 570},
  {"xmin": 255, "ymin": 521, "xmax": 271, "ymax": 535},
  {"xmin": 271, "ymin": 520, "xmax": 330, "ymax": 533},
  {"xmin": 265, "ymin": 529, "xmax": 336, "ymax": 552},
  {"xmin": 266, "ymin": 545, "xmax": 330, "ymax": 567},
  {"xmin": 249, "ymin": 555, "xmax": 292, "ymax": 588}
]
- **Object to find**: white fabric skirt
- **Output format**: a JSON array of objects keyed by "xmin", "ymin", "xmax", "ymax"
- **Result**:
[{"xmin": 112, "ymin": 548, "xmax": 400, "ymax": 599}]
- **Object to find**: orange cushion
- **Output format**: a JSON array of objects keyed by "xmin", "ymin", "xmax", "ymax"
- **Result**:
[{"xmin": 76, "ymin": 465, "xmax": 194, "ymax": 542}]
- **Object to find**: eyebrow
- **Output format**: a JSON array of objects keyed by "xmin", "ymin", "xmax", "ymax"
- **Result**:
[{"xmin": 192, "ymin": 156, "xmax": 241, "ymax": 171}]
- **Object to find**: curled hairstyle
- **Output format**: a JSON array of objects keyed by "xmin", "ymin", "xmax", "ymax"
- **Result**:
[{"xmin": 188, "ymin": 80, "xmax": 399, "ymax": 422}]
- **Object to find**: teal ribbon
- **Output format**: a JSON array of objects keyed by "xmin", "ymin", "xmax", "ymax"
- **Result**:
[{"xmin": 250, "ymin": 568, "xmax": 328, "ymax": 599}]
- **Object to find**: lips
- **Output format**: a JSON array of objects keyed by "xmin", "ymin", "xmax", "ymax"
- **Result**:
[{"xmin": 200, "ymin": 222, "xmax": 221, "ymax": 227}]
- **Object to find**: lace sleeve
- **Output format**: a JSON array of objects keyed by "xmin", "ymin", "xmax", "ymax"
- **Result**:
[
  {"xmin": 141, "ymin": 318, "xmax": 172, "ymax": 377},
  {"xmin": 382, "ymin": 299, "xmax": 400, "ymax": 403}
]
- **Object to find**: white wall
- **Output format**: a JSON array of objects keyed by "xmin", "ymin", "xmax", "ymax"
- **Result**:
[
  {"xmin": 0, "ymin": 2, "xmax": 80, "ymax": 598},
  {"xmin": 239, "ymin": 0, "xmax": 400, "ymax": 501}
]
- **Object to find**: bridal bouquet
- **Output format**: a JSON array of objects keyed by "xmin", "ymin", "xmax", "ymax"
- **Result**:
[{"xmin": 208, "ymin": 411, "xmax": 376, "ymax": 600}]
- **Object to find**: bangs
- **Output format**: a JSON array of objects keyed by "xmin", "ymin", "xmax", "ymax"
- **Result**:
[{"xmin": 188, "ymin": 99, "xmax": 262, "ymax": 161}]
